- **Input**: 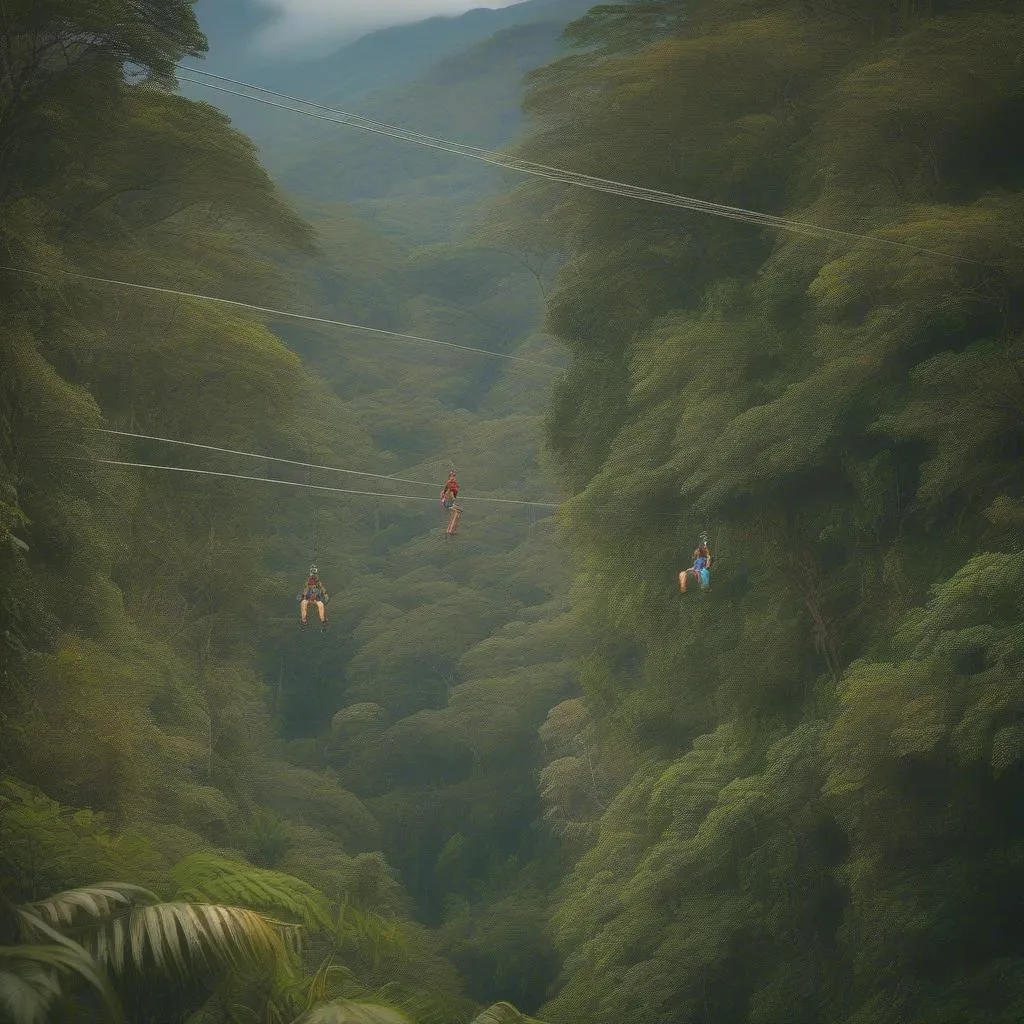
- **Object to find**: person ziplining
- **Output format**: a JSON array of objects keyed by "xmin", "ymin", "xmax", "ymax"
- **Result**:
[
  {"xmin": 679, "ymin": 532, "xmax": 712, "ymax": 593},
  {"xmin": 440, "ymin": 469, "xmax": 462, "ymax": 536},
  {"xmin": 299, "ymin": 564, "xmax": 329, "ymax": 631}
]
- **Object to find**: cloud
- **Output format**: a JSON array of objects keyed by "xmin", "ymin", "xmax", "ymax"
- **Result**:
[{"xmin": 251, "ymin": 0, "xmax": 529, "ymax": 52}]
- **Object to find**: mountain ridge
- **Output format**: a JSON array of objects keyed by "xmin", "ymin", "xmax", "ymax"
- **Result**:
[{"xmin": 183, "ymin": 0, "xmax": 597, "ymax": 158}]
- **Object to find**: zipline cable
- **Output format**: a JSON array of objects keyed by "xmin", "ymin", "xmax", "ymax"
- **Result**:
[
  {"xmin": 0, "ymin": 265, "xmax": 563, "ymax": 371},
  {"xmin": 98, "ymin": 427, "xmax": 563, "ymax": 506},
  {"xmin": 87, "ymin": 453, "xmax": 725, "ymax": 528},
  {"xmin": 308, "ymin": 440, "xmax": 321, "ymax": 563},
  {"xmin": 176, "ymin": 65, "xmax": 983, "ymax": 265},
  {"xmin": 86, "ymin": 458, "xmax": 562, "ymax": 509},
  {"xmin": 98, "ymin": 428, "xmax": 439, "ymax": 489},
  {"xmin": 175, "ymin": 73, "xmax": 853, "ymax": 238}
]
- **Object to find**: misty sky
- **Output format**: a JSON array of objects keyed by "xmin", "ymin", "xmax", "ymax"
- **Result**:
[{"xmin": 251, "ymin": 0, "xmax": 530, "ymax": 52}]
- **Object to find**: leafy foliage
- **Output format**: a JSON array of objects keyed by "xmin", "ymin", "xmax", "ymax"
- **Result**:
[
  {"xmin": 0, "ymin": 0, "xmax": 576, "ymax": 1016},
  {"xmin": 3, "ymin": 878, "xmax": 297, "ymax": 1024},
  {"xmin": 504, "ymin": 0, "xmax": 1024, "ymax": 1021},
  {"xmin": 171, "ymin": 853, "xmax": 333, "ymax": 931},
  {"xmin": 0, "ymin": 930, "xmax": 124, "ymax": 1024}
]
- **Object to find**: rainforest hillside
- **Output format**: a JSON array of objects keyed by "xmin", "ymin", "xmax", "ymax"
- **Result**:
[
  {"xmin": 0, "ymin": 0, "xmax": 570, "ymax": 1020},
  {"xmin": 509, "ymin": 0, "xmax": 1024, "ymax": 1020}
]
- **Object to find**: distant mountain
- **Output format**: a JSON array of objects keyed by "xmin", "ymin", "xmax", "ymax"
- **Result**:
[
  {"xmin": 278, "ymin": 14, "xmax": 581, "ymax": 224},
  {"xmin": 181, "ymin": 0, "xmax": 597, "ymax": 177},
  {"xmin": 231, "ymin": 0, "xmax": 596, "ymax": 244},
  {"xmin": 257, "ymin": 0, "xmax": 588, "ymax": 105}
]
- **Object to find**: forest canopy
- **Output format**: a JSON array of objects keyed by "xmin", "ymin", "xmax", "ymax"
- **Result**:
[{"xmin": 506, "ymin": 0, "xmax": 1024, "ymax": 1021}]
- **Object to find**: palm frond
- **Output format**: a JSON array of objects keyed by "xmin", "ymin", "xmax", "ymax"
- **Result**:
[
  {"xmin": 22, "ymin": 882, "xmax": 158, "ymax": 933},
  {"xmin": 470, "ymin": 1003, "xmax": 546, "ymax": 1024},
  {"xmin": 0, "ymin": 934, "xmax": 124, "ymax": 1024},
  {"xmin": 91, "ymin": 901, "xmax": 293, "ymax": 978},
  {"xmin": 172, "ymin": 852, "xmax": 333, "ymax": 930},
  {"xmin": 290, "ymin": 997, "xmax": 412, "ymax": 1024},
  {"xmin": 0, "ymin": 954, "xmax": 63, "ymax": 1024}
]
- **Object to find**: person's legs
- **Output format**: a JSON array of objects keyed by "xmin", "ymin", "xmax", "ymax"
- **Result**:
[
  {"xmin": 679, "ymin": 570, "xmax": 689, "ymax": 592},
  {"xmin": 314, "ymin": 600, "xmax": 326, "ymax": 623},
  {"xmin": 300, "ymin": 598, "xmax": 309, "ymax": 624},
  {"xmin": 448, "ymin": 505, "xmax": 462, "ymax": 535}
]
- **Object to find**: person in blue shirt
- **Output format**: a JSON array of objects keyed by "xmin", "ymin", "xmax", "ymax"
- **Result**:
[{"xmin": 679, "ymin": 536, "xmax": 712, "ymax": 593}]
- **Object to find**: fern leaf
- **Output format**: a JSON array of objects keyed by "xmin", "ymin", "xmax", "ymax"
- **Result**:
[
  {"xmin": 335, "ymin": 904, "xmax": 409, "ymax": 968},
  {"xmin": 172, "ymin": 853, "xmax": 332, "ymax": 930}
]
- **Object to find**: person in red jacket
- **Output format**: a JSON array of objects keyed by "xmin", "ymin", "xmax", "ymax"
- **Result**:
[{"xmin": 440, "ymin": 470, "xmax": 462, "ymax": 536}]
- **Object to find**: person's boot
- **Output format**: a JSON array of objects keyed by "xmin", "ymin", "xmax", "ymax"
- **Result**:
[
  {"xmin": 321, "ymin": 618, "xmax": 328, "ymax": 633},
  {"xmin": 300, "ymin": 618, "xmax": 308, "ymax": 629}
]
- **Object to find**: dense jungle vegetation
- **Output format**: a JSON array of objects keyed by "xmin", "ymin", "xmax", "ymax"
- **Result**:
[{"xmin": 1, "ymin": 0, "xmax": 1022, "ymax": 1022}]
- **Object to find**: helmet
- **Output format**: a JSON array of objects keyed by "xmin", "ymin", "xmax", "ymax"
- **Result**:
[{"xmin": 308, "ymin": 564, "xmax": 319, "ymax": 576}]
